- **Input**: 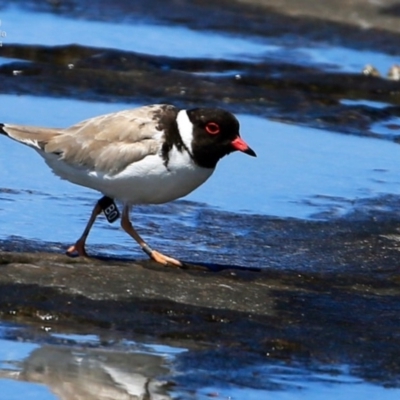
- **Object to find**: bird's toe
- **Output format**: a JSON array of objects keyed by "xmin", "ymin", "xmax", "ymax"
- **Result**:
[
  {"xmin": 150, "ymin": 250, "xmax": 182, "ymax": 267},
  {"xmin": 66, "ymin": 242, "xmax": 89, "ymax": 257}
]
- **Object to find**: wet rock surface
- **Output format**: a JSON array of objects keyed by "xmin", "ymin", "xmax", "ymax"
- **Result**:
[{"xmin": 1, "ymin": 203, "xmax": 400, "ymax": 386}]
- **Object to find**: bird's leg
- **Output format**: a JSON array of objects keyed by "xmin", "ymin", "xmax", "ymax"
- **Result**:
[
  {"xmin": 120, "ymin": 205, "xmax": 182, "ymax": 267},
  {"xmin": 66, "ymin": 199, "xmax": 103, "ymax": 257}
]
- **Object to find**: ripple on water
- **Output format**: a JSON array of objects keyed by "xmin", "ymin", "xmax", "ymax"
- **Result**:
[
  {"xmin": 0, "ymin": 6, "xmax": 273, "ymax": 61},
  {"xmin": 1, "ymin": 322, "xmax": 400, "ymax": 400}
]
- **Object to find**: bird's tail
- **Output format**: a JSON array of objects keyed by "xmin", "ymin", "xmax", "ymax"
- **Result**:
[{"xmin": 0, "ymin": 123, "xmax": 60, "ymax": 150}]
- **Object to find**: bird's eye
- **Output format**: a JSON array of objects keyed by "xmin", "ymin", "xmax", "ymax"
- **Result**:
[{"xmin": 205, "ymin": 122, "xmax": 220, "ymax": 135}]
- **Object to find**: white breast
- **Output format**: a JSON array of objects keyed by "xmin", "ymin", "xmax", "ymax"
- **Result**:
[
  {"xmin": 101, "ymin": 146, "xmax": 214, "ymax": 204},
  {"xmin": 41, "ymin": 146, "xmax": 214, "ymax": 205}
]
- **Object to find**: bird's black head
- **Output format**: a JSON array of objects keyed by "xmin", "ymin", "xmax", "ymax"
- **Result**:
[{"xmin": 186, "ymin": 108, "xmax": 256, "ymax": 169}]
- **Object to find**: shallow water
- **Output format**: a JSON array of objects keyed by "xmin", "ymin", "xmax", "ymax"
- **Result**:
[
  {"xmin": 1, "ymin": 321, "xmax": 400, "ymax": 400},
  {"xmin": 297, "ymin": 45, "xmax": 399, "ymax": 73},
  {"xmin": 2, "ymin": 94, "xmax": 400, "ymax": 250},
  {"xmin": 0, "ymin": 6, "xmax": 273, "ymax": 60},
  {"xmin": 1, "ymin": 5, "xmax": 399, "ymax": 72}
]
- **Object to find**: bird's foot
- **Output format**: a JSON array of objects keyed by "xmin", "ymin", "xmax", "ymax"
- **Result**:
[
  {"xmin": 66, "ymin": 240, "xmax": 89, "ymax": 257},
  {"xmin": 141, "ymin": 243, "xmax": 182, "ymax": 267},
  {"xmin": 148, "ymin": 249, "xmax": 182, "ymax": 267}
]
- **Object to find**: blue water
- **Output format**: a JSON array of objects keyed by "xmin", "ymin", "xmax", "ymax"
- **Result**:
[
  {"xmin": 0, "ymin": 380, "xmax": 56, "ymax": 400},
  {"xmin": 1, "ymin": 5, "xmax": 399, "ymax": 72},
  {"xmin": 340, "ymin": 99, "xmax": 400, "ymax": 138},
  {"xmin": 370, "ymin": 116, "xmax": 400, "ymax": 138},
  {"xmin": 203, "ymin": 382, "xmax": 400, "ymax": 400},
  {"xmin": 0, "ymin": 6, "xmax": 275, "ymax": 60},
  {"xmin": 1, "ymin": 324, "xmax": 399, "ymax": 400},
  {"xmin": 297, "ymin": 45, "xmax": 399, "ymax": 73},
  {"xmin": 2, "ymin": 94, "xmax": 400, "ymax": 235}
]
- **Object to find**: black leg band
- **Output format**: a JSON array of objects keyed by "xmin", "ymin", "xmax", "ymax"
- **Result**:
[{"xmin": 98, "ymin": 196, "xmax": 120, "ymax": 223}]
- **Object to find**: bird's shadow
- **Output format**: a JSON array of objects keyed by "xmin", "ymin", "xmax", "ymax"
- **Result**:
[{"xmin": 93, "ymin": 254, "xmax": 262, "ymax": 273}]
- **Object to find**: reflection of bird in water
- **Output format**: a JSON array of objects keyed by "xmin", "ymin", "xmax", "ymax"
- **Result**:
[{"xmin": 0, "ymin": 345, "xmax": 171, "ymax": 400}]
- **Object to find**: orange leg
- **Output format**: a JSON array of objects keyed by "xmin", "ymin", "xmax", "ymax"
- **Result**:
[
  {"xmin": 120, "ymin": 205, "xmax": 182, "ymax": 267},
  {"xmin": 66, "ymin": 200, "xmax": 103, "ymax": 257}
]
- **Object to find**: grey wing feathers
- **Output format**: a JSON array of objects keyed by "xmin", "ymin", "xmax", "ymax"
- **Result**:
[{"xmin": 1, "ymin": 105, "xmax": 175, "ymax": 175}]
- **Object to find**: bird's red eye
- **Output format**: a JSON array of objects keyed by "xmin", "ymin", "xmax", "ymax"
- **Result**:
[{"xmin": 205, "ymin": 122, "xmax": 220, "ymax": 135}]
